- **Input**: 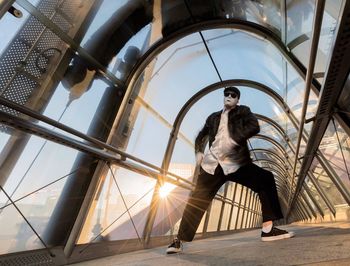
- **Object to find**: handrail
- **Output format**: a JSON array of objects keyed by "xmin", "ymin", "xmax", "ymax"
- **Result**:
[{"xmin": 290, "ymin": 0, "xmax": 325, "ymax": 203}]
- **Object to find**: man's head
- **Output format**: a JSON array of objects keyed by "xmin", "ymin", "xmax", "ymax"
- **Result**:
[{"xmin": 223, "ymin": 86, "xmax": 240, "ymax": 109}]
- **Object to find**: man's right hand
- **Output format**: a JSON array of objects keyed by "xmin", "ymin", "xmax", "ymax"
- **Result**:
[{"xmin": 195, "ymin": 152, "xmax": 204, "ymax": 166}]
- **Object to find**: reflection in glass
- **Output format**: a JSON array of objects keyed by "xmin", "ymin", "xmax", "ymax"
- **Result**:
[
  {"xmin": 310, "ymin": 158, "xmax": 346, "ymax": 206},
  {"xmin": 319, "ymin": 120, "xmax": 350, "ymax": 193},
  {"xmin": 0, "ymin": 204, "xmax": 44, "ymax": 255},
  {"xmin": 0, "ymin": 133, "xmax": 93, "ymax": 254},
  {"xmin": 286, "ymin": 0, "xmax": 315, "ymax": 44},
  {"xmin": 78, "ymin": 166, "xmax": 156, "ymax": 243},
  {"xmin": 287, "ymin": 0, "xmax": 344, "ymax": 79}
]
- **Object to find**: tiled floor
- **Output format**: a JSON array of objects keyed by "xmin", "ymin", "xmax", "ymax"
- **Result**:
[{"xmin": 71, "ymin": 222, "xmax": 350, "ymax": 265}]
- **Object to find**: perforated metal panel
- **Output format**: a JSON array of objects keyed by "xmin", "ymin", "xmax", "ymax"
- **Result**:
[
  {"xmin": 0, "ymin": 251, "xmax": 55, "ymax": 266},
  {"xmin": 0, "ymin": 0, "xmax": 84, "ymax": 132}
]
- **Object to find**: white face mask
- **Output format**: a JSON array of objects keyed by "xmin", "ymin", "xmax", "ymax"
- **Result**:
[{"xmin": 224, "ymin": 93, "xmax": 239, "ymax": 109}]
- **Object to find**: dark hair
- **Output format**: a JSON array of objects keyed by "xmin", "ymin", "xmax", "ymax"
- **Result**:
[{"xmin": 224, "ymin": 86, "xmax": 240, "ymax": 99}]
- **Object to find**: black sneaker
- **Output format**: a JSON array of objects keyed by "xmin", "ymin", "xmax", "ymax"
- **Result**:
[
  {"xmin": 261, "ymin": 227, "xmax": 295, "ymax": 242},
  {"xmin": 166, "ymin": 238, "xmax": 183, "ymax": 254}
]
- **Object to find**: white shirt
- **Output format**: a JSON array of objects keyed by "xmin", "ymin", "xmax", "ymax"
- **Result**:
[{"xmin": 201, "ymin": 108, "xmax": 241, "ymax": 175}]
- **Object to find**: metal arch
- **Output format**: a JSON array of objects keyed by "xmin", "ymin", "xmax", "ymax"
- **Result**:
[
  {"xmin": 161, "ymin": 79, "xmax": 295, "ymax": 173},
  {"xmin": 254, "ymin": 115, "xmax": 337, "ymax": 216},
  {"xmin": 250, "ymin": 124, "xmax": 334, "ymax": 216},
  {"xmin": 255, "ymin": 114, "xmax": 286, "ymax": 137},
  {"xmin": 124, "ymin": 19, "xmax": 320, "ymax": 103},
  {"xmin": 252, "ymin": 134, "xmax": 287, "ymax": 157},
  {"xmin": 255, "ymin": 114, "xmax": 291, "ymax": 145},
  {"xmin": 251, "ymin": 149, "xmax": 289, "ymax": 168},
  {"xmin": 255, "ymin": 115, "xmax": 296, "ymax": 154}
]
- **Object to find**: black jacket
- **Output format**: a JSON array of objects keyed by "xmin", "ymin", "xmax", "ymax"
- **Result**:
[{"xmin": 195, "ymin": 105, "xmax": 260, "ymax": 166}]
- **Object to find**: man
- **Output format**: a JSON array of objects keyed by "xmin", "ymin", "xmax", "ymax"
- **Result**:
[{"xmin": 166, "ymin": 86, "xmax": 294, "ymax": 254}]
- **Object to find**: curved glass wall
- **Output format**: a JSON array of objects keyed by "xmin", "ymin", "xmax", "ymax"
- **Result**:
[
  {"xmin": 1, "ymin": 0, "xmax": 350, "ymax": 263},
  {"xmin": 0, "ymin": 130, "xmax": 94, "ymax": 255}
]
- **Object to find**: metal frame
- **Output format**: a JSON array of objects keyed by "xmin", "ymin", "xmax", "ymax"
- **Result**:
[
  {"xmin": 287, "ymin": 0, "xmax": 350, "ymax": 217},
  {"xmin": 0, "ymin": 0, "xmax": 350, "ymax": 260},
  {"xmin": 290, "ymin": 0, "xmax": 326, "ymax": 204},
  {"xmin": 16, "ymin": 0, "xmax": 124, "ymax": 87}
]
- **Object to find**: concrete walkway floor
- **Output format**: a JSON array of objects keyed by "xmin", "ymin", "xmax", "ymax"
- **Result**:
[{"xmin": 72, "ymin": 222, "xmax": 350, "ymax": 266}]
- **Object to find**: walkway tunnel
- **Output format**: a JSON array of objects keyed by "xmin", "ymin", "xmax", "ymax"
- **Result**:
[{"xmin": 0, "ymin": 0, "xmax": 350, "ymax": 265}]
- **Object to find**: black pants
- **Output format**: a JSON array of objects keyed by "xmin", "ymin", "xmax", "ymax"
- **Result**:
[{"xmin": 177, "ymin": 163, "xmax": 284, "ymax": 242}]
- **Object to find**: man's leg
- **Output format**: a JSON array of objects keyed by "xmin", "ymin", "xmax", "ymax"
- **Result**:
[
  {"xmin": 166, "ymin": 166, "xmax": 225, "ymax": 254},
  {"xmin": 228, "ymin": 162, "xmax": 283, "ymax": 222},
  {"xmin": 177, "ymin": 166, "xmax": 225, "ymax": 242},
  {"xmin": 227, "ymin": 163, "xmax": 294, "ymax": 241}
]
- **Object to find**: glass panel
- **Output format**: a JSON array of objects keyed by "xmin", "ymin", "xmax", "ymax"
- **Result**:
[
  {"xmin": 286, "ymin": 64, "xmax": 318, "ymax": 136},
  {"xmin": 206, "ymin": 199, "xmax": 221, "ymax": 232},
  {"xmin": 287, "ymin": 0, "xmax": 344, "ymax": 79},
  {"xmin": 319, "ymin": 120, "xmax": 350, "ymax": 193},
  {"xmin": 286, "ymin": 0, "xmax": 315, "ymax": 45},
  {"xmin": 170, "ymin": 138, "xmax": 196, "ymax": 182},
  {"xmin": 239, "ymin": 187, "xmax": 248, "ymax": 228},
  {"xmin": 202, "ymin": 29, "xmax": 284, "ymax": 95},
  {"xmin": 230, "ymin": 205, "xmax": 238, "ymax": 230},
  {"xmin": 220, "ymin": 203, "xmax": 231, "ymax": 231},
  {"xmin": 152, "ymin": 184, "xmax": 191, "ymax": 237},
  {"xmin": 0, "ymin": 133, "xmax": 94, "ymax": 253},
  {"xmin": 78, "ymin": 1, "xmax": 156, "ymax": 76},
  {"xmin": 310, "ymin": 157, "xmax": 346, "ymax": 206},
  {"xmin": 0, "ymin": 11, "xmax": 118, "ymax": 142},
  {"xmin": 0, "ymin": 134, "xmax": 80, "ymax": 203},
  {"xmin": 245, "ymin": 0, "xmax": 282, "ymax": 34},
  {"xmin": 0, "ymin": 203, "xmax": 44, "ymax": 255},
  {"xmin": 0, "ymin": 130, "xmax": 10, "ymax": 154},
  {"xmin": 226, "ymin": 183, "xmax": 237, "ymax": 202},
  {"xmin": 78, "ymin": 166, "xmax": 156, "ymax": 243},
  {"xmin": 301, "ymin": 189, "xmax": 317, "ymax": 216},
  {"xmin": 235, "ymin": 185, "xmax": 245, "ymax": 230},
  {"xmin": 136, "ymin": 32, "xmax": 219, "ymax": 125},
  {"xmin": 258, "ymin": 121, "xmax": 285, "ymax": 144},
  {"xmin": 250, "ymin": 138, "xmax": 286, "ymax": 159},
  {"xmin": 123, "ymin": 102, "xmax": 170, "ymax": 167},
  {"xmin": 305, "ymin": 177, "xmax": 328, "ymax": 211}
]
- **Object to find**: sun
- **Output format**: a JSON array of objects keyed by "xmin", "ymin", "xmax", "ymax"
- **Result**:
[{"xmin": 159, "ymin": 183, "xmax": 175, "ymax": 198}]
